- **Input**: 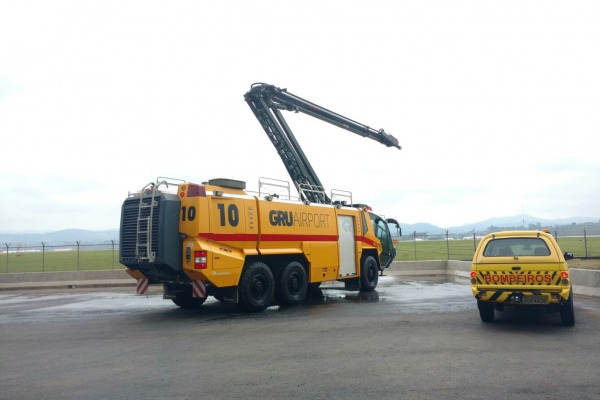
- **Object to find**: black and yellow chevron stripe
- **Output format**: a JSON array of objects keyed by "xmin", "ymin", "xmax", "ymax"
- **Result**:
[{"xmin": 476, "ymin": 270, "xmax": 560, "ymax": 286}]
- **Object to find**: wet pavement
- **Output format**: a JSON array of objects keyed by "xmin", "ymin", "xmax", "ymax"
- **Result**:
[
  {"xmin": 2, "ymin": 275, "xmax": 600, "ymax": 400},
  {"xmin": 0, "ymin": 275, "xmax": 473, "ymax": 324}
]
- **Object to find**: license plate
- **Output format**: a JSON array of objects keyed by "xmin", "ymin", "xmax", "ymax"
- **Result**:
[{"xmin": 523, "ymin": 295, "xmax": 548, "ymax": 304}]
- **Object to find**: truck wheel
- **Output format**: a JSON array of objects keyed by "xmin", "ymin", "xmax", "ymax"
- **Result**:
[
  {"xmin": 213, "ymin": 294, "xmax": 225, "ymax": 302},
  {"xmin": 275, "ymin": 262, "xmax": 307, "ymax": 306},
  {"xmin": 239, "ymin": 262, "xmax": 275, "ymax": 312},
  {"xmin": 560, "ymin": 290, "xmax": 575, "ymax": 327},
  {"xmin": 477, "ymin": 300, "xmax": 494, "ymax": 322},
  {"xmin": 359, "ymin": 256, "xmax": 378, "ymax": 292},
  {"xmin": 172, "ymin": 292, "xmax": 206, "ymax": 308}
]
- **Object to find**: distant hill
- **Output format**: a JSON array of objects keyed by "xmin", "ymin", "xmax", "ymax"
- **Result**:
[
  {"xmin": 396, "ymin": 222, "xmax": 446, "ymax": 235},
  {"xmin": 446, "ymin": 214, "xmax": 599, "ymax": 234},
  {"xmin": 0, "ymin": 229, "xmax": 119, "ymax": 246},
  {"xmin": 1, "ymin": 214, "xmax": 598, "ymax": 245},
  {"xmin": 398, "ymin": 214, "xmax": 599, "ymax": 236}
]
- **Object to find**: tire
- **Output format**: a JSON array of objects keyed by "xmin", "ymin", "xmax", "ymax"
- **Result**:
[
  {"xmin": 477, "ymin": 300, "xmax": 494, "ymax": 322},
  {"xmin": 213, "ymin": 294, "xmax": 225, "ymax": 302},
  {"xmin": 172, "ymin": 292, "xmax": 206, "ymax": 309},
  {"xmin": 359, "ymin": 255, "xmax": 379, "ymax": 292},
  {"xmin": 239, "ymin": 262, "xmax": 275, "ymax": 312},
  {"xmin": 560, "ymin": 290, "xmax": 575, "ymax": 327},
  {"xmin": 275, "ymin": 262, "xmax": 308, "ymax": 306}
]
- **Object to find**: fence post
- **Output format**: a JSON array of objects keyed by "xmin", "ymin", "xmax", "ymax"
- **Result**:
[
  {"xmin": 111, "ymin": 240, "xmax": 115, "ymax": 269},
  {"xmin": 41, "ymin": 242, "xmax": 46, "ymax": 272},
  {"xmin": 445, "ymin": 230, "xmax": 450, "ymax": 260},
  {"xmin": 4, "ymin": 243, "xmax": 9, "ymax": 273},
  {"xmin": 472, "ymin": 233, "xmax": 477, "ymax": 253},
  {"xmin": 584, "ymin": 229, "xmax": 588, "ymax": 258},
  {"xmin": 76, "ymin": 241, "xmax": 81, "ymax": 270},
  {"xmin": 413, "ymin": 231, "xmax": 417, "ymax": 261}
]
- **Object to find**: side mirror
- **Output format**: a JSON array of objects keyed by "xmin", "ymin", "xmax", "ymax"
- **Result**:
[
  {"xmin": 385, "ymin": 218, "xmax": 401, "ymax": 237},
  {"xmin": 564, "ymin": 252, "xmax": 574, "ymax": 260}
]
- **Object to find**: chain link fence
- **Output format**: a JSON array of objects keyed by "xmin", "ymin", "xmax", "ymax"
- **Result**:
[
  {"xmin": 396, "ymin": 229, "xmax": 600, "ymax": 261},
  {"xmin": 2, "ymin": 228, "xmax": 598, "ymax": 273},
  {"xmin": 1, "ymin": 241, "xmax": 120, "ymax": 273}
]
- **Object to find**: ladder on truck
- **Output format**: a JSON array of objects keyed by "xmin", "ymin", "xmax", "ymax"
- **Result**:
[
  {"xmin": 133, "ymin": 177, "xmax": 184, "ymax": 263},
  {"xmin": 135, "ymin": 182, "xmax": 158, "ymax": 262}
]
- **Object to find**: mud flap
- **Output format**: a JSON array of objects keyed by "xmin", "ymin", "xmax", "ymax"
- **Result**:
[
  {"xmin": 192, "ymin": 280, "xmax": 207, "ymax": 298},
  {"xmin": 136, "ymin": 278, "xmax": 149, "ymax": 295},
  {"xmin": 126, "ymin": 269, "xmax": 149, "ymax": 295}
]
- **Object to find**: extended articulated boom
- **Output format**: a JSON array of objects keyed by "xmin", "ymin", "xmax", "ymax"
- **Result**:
[{"xmin": 244, "ymin": 83, "xmax": 401, "ymax": 204}]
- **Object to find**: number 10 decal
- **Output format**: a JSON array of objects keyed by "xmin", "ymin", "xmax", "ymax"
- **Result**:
[
  {"xmin": 217, "ymin": 203, "xmax": 239, "ymax": 227},
  {"xmin": 181, "ymin": 206, "xmax": 196, "ymax": 221}
]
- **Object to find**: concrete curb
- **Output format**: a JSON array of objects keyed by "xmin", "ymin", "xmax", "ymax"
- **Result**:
[
  {"xmin": 0, "ymin": 270, "xmax": 134, "ymax": 291},
  {"xmin": 1, "ymin": 262, "xmax": 599, "ymax": 297},
  {"xmin": 385, "ymin": 261, "xmax": 600, "ymax": 298},
  {"xmin": 571, "ymin": 268, "xmax": 600, "ymax": 298}
]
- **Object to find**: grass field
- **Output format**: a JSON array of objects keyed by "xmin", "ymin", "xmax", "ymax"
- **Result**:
[
  {"xmin": 1, "ymin": 236, "xmax": 598, "ymax": 273},
  {"xmin": 397, "ymin": 236, "xmax": 600, "ymax": 261},
  {"xmin": 0, "ymin": 250, "xmax": 123, "ymax": 273}
]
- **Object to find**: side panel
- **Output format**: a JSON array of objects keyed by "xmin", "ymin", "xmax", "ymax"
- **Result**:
[
  {"xmin": 207, "ymin": 196, "xmax": 258, "ymax": 266},
  {"xmin": 306, "ymin": 242, "xmax": 340, "ymax": 283},
  {"xmin": 178, "ymin": 184, "xmax": 258, "ymax": 288},
  {"xmin": 180, "ymin": 192, "xmax": 258, "ymax": 256},
  {"xmin": 338, "ymin": 215, "xmax": 357, "ymax": 277},
  {"xmin": 256, "ymin": 200, "xmax": 338, "ymax": 255}
]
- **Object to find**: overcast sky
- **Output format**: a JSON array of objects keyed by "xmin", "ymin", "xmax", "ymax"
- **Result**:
[{"xmin": 1, "ymin": 0, "xmax": 599, "ymax": 233}]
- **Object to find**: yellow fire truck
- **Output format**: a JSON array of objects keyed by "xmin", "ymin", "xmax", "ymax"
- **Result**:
[{"xmin": 120, "ymin": 84, "xmax": 401, "ymax": 312}]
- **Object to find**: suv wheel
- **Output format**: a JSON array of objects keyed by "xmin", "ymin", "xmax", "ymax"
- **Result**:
[{"xmin": 478, "ymin": 300, "xmax": 494, "ymax": 323}]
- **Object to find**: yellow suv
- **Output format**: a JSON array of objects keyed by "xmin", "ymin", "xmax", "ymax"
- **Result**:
[{"xmin": 470, "ymin": 230, "xmax": 575, "ymax": 326}]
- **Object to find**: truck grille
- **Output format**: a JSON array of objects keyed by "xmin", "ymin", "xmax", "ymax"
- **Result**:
[{"xmin": 120, "ymin": 196, "xmax": 160, "ymax": 262}]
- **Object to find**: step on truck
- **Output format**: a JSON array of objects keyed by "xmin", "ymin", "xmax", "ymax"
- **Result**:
[{"xmin": 119, "ymin": 83, "xmax": 402, "ymax": 312}]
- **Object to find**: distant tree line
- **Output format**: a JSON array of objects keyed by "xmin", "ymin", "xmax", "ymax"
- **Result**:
[{"xmin": 484, "ymin": 221, "xmax": 600, "ymax": 236}]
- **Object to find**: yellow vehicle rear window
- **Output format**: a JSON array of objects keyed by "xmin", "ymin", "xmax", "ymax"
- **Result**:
[{"xmin": 482, "ymin": 238, "xmax": 550, "ymax": 257}]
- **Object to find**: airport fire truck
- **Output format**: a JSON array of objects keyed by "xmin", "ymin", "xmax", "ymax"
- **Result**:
[{"xmin": 119, "ymin": 83, "xmax": 402, "ymax": 312}]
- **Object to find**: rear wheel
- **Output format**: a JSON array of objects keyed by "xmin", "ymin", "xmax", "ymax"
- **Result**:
[
  {"xmin": 172, "ymin": 291, "xmax": 206, "ymax": 309},
  {"xmin": 560, "ymin": 290, "xmax": 575, "ymax": 327},
  {"xmin": 477, "ymin": 300, "xmax": 494, "ymax": 322},
  {"xmin": 360, "ymin": 255, "xmax": 379, "ymax": 292},
  {"xmin": 213, "ymin": 294, "xmax": 225, "ymax": 302},
  {"xmin": 239, "ymin": 262, "xmax": 274, "ymax": 312},
  {"xmin": 275, "ymin": 262, "xmax": 308, "ymax": 306}
]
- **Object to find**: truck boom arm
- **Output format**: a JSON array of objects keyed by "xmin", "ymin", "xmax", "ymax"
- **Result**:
[{"xmin": 244, "ymin": 83, "xmax": 401, "ymax": 204}]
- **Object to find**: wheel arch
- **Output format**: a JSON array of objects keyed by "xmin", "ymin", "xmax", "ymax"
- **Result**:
[
  {"xmin": 361, "ymin": 248, "xmax": 381, "ymax": 270},
  {"xmin": 244, "ymin": 253, "xmax": 308, "ymax": 278}
]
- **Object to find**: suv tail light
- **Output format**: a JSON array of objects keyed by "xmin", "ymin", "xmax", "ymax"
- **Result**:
[{"xmin": 560, "ymin": 271, "xmax": 569, "ymax": 285}]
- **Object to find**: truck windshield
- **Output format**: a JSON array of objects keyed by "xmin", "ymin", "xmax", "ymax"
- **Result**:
[{"xmin": 483, "ymin": 238, "xmax": 550, "ymax": 257}]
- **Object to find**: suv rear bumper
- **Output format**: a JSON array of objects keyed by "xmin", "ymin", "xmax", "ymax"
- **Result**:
[{"xmin": 472, "ymin": 287, "xmax": 570, "ymax": 305}]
